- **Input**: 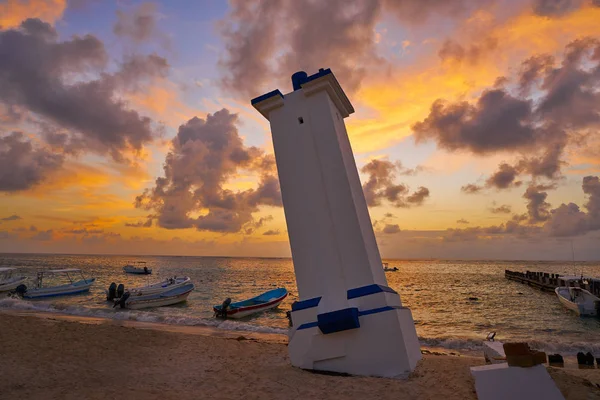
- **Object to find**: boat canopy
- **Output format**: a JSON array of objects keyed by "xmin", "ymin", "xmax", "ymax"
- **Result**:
[{"xmin": 0, "ymin": 267, "xmax": 16, "ymax": 272}]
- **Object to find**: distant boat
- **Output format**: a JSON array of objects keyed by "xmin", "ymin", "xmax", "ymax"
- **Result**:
[
  {"xmin": 0, "ymin": 267, "xmax": 27, "ymax": 292},
  {"xmin": 20, "ymin": 269, "xmax": 95, "ymax": 299},
  {"xmin": 383, "ymin": 263, "xmax": 398, "ymax": 272},
  {"xmin": 115, "ymin": 283, "xmax": 194, "ymax": 310},
  {"xmin": 555, "ymin": 281, "xmax": 600, "ymax": 317},
  {"xmin": 214, "ymin": 288, "xmax": 288, "ymax": 319},
  {"xmin": 123, "ymin": 261, "xmax": 152, "ymax": 275}
]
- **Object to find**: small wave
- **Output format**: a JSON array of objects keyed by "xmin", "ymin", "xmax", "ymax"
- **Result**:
[
  {"xmin": 419, "ymin": 335, "xmax": 600, "ymax": 356},
  {"xmin": 0, "ymin": 297, "xmax": 287, "ymax": 336}
]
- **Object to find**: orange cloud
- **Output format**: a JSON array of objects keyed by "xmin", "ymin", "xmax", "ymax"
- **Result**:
[
  {"xmin": 348, "ymin": 5, "xmax": 600, "ymax": 154},
  {"xmin": 0, "ymin": 0, "xmax": 66, "ymax": 28}
]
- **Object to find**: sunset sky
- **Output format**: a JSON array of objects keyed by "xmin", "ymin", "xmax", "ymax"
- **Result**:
[{"xmin": 1, "ymin": 0, "xmax": 599, "ymax": 259}]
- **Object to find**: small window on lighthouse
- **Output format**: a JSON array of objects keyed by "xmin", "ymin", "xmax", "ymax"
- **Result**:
[{"xmin": 298, "ymin": 117, "xmax": 304, "ymax": 124}]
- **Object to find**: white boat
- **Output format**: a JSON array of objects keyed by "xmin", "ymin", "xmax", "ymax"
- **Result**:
[
  {"xmin": 0, "ymin": 267, "xmax": 27, "ymax": 292},
  {"xmin": 115, "ymin": 283, "xmax": 195, "ymax": 310},
  {"xmin": 123, "ymin": 261, "xmax": 152, "ymax": 274},
  {"xmin": 127, "ymin": 276, "xmax": 191, "ymax": 296},
  {"xmin": 21, "ymin": 269, "xmax": 95, "ymax": 299},
  {"xmin": 555, "ymin": 285, "xmax": 600, "ymax": 316}
]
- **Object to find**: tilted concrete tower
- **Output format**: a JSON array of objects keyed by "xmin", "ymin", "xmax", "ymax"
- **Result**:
[{"xmin": 252, "ymin": 69, "xmax": 421, "ymax": 377}]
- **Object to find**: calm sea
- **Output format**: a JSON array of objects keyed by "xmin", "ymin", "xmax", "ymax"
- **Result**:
[{"xmin": 1, "ymin": 253, "xmax": 599, "ymax": 355}]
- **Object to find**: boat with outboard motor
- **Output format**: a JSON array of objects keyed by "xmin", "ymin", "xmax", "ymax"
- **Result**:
[
  {"xmin": 114, "ymin": 283, "xmax": 195, "ymax": 310},
  {"xmin": 214, "ymin": 287, "xmax": 288, "ymax": 319},
  {"xmin": 383, "ymin": 263, "xmax": 398, "ymax": 272},
  {"xmin": 0, "ymin": 267, "xmax": 27, "ymax": 292},
  {"xmin": 555, "ymin": 277, "xmax": 600, "ymax": 317},
  {"xmin": 106, "ymin": 276, "xmax": 191, "ymax": 301},
  {"xmin": 17, "ymin": 269, "xmax": 95, "ymax": 299},
  {"xmin": 123, "ymin": 261, "xmax": 152, "ymax": 275}
]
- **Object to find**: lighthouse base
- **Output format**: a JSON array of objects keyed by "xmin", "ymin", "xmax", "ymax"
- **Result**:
[{"xmin": 288, "ymin": 296, "xmax": 421, "ymax": 378}]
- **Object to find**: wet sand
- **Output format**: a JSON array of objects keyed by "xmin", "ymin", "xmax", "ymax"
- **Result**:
[{"xmin": 1, "ymin": 312, "xmax": 599, "ymax": 400}]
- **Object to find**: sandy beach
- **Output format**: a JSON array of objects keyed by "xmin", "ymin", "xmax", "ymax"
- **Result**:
[{"xmin": 0, "ymin": 312, "xmax": 599, "ymax": 400}]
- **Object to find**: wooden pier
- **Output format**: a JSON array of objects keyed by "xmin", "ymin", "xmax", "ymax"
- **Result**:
[{"xmin": 505, "ymin": 270, "xmax": 600, "ymax": 297}]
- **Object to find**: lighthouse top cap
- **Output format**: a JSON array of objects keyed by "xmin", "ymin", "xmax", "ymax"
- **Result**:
[{"xmin": 251, "ymin": 68, "xmax": 354, "ymax": 119}]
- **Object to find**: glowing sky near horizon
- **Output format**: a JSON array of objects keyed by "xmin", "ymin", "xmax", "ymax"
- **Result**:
[{"xmin": 0, "ymin": 0, "xmax": 599, "ymax": 259}]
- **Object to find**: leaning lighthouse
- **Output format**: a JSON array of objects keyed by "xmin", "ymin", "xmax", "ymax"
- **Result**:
[{"xmin": 252, "ymin": 69, "xmax": 421, "ymax": 377}]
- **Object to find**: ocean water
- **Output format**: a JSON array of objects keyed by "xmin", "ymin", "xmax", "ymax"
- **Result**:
[{"xmin": 1, "ymin": 253, "xmax": 599, "ymax": 355}]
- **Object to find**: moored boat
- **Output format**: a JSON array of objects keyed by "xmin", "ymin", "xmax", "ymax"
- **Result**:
[
  {"xmin": 0, "ymin": 267, "xmax": 27, "ymax": 292},
  {"xmin": 383, "ymin": 263, "xmax": 398, "ymax": 272},
  {"xmin": 214, "ymin": 288, "xmax": 288, "ymax": 319},
  {"xmin": 555, "ymin": 285, "xmax": 600, "ymax": 317},
  {"xmin": 123, "ymin": 261, "xmax": 152, "ymax": 275},
  {"xmin": 20, "ymin": 269, "xmax": 95, "ymax": 299},
  {"xmin": 115, "ymin": 283, "xmax": 194, "ymax": 310}
]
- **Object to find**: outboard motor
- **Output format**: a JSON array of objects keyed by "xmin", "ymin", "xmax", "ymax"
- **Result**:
[
  {"xmin": 215, "ymin": 298, "xmax": 232, "ymax": 318},
  {"xmin": 144, "ymin": 266, "xmax": 149, "ymax": 274},
  {"xmin": 12, "ymin": 284, "xmax": 27, "ymax": 297},
  {"xmin": 107, "ymin": 282, "xmax": 117, "ymax": 301},
  {"xmin": 114, "ymin": 291, "xmax": 131, "ymax": 309},
  {"xmin": 116, "ymin": 283, "xmax": 125, "ymax": 299}
]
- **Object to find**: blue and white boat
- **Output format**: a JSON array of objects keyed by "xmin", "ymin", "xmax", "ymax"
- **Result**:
[
  {"xmin": 214, "ymin": 288, "xmax": 288, "ymax": 319},
  {"xmin": 115, "ymin": 282, "xmax": 195, "ymax": 310},
  {"xmin": 22, "ymin": 269, "xmax": 95, "ymax": 299}
]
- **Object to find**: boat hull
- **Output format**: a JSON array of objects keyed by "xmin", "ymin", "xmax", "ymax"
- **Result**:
[
  {"xmin": 123, "ymin": 283, "xmax": 194, "ymax": 310},
  {"xmin": 225, "ymin": 297, "xmax": 286, "ymax": 318},
  {"xmin": 24, "ymin": 278, "xmax": 95, "ymax": 299},
  {"xmin": 0, "ymin": 276, "xmax": 27, "ymax": 292},
  {"xmin": 555, "ymin": 287, "xmax": 599, "ymax": 317},
  {"xmin": 123, "ymin": 267, "xmax": 152, "ymax": 274},
  {"xmin": 213, "ymin": 288, "xmax": 288, "ymax": 319}
]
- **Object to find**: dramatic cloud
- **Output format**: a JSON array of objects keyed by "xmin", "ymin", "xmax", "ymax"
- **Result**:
[
  {"xmin": 113, "ymin": 2, "xmax": 160, "ymax": 43},
  {"xmin": 438, "ymin": 37, "xmax": 498, "ymax": 65},
  {"xmin": 361, "ymin": 159, "xmax": 430, "ymax": 207},
  {"xmin": 486, "ymin": 163, "xmax": 522, "ymax": 189},
  {"xmin": 413, "ymin": 89, "xmax": 538, "ymax": 154},
  {"xmin": 219, "ymin": 0, "xmax": 382, "ymax": 98},
  {"xmin": 524, "ymin": 185, "xmax": 552, "ymax": 223},
  {"xmin": 0, "ymin": 132, "xmax": 64, "ymax": 191},
  {"xmin": 417, "ymin": 38, "xmax": 600, "ymax": 193},
  {"xmin": 0, "ymin": 19, "xmax": 164, "ymax": 162},
  {"xmin": 136, "ymin": 109, "xmax": 282, "ymax": 233},
  {"xmin": 406, "ymin": 187, "xmax": 430, "ymax": 205},
  {"xmin": 544, "ymin": 176, "xmax": 600, "ymax": 236}
]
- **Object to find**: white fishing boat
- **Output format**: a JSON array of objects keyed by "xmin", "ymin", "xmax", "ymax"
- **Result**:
[
  {"xmin": 20, "ymin": 269, "xmax": 95, "ymax": 299},
  {"xmin": 130, "ymin": 276, "xmax": 190, "ymax": 295},
  {"xmin": 123, "ymin": 261, "xmax": 152, "ymax": 275},
  {"xmin": 114, "ymin": 283, "xmax": 195, "ymax": 310},
  {"xmin": 555, "ymin": 284, "xmax": 600, "ymax": 317},
  {"xmin": 0, "ymin": 267, "xmax": 27, "ymax": 292}
]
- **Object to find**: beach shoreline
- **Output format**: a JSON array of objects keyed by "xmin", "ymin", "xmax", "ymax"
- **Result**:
[{"xmin": 1, "ymin": 312, "xmax": 599, "ymax": 400}]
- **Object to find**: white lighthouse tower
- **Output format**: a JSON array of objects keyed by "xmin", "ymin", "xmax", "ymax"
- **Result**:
[{"xmin": 252, "ymin": 69, "xmax": 421, "ymax": 377}]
